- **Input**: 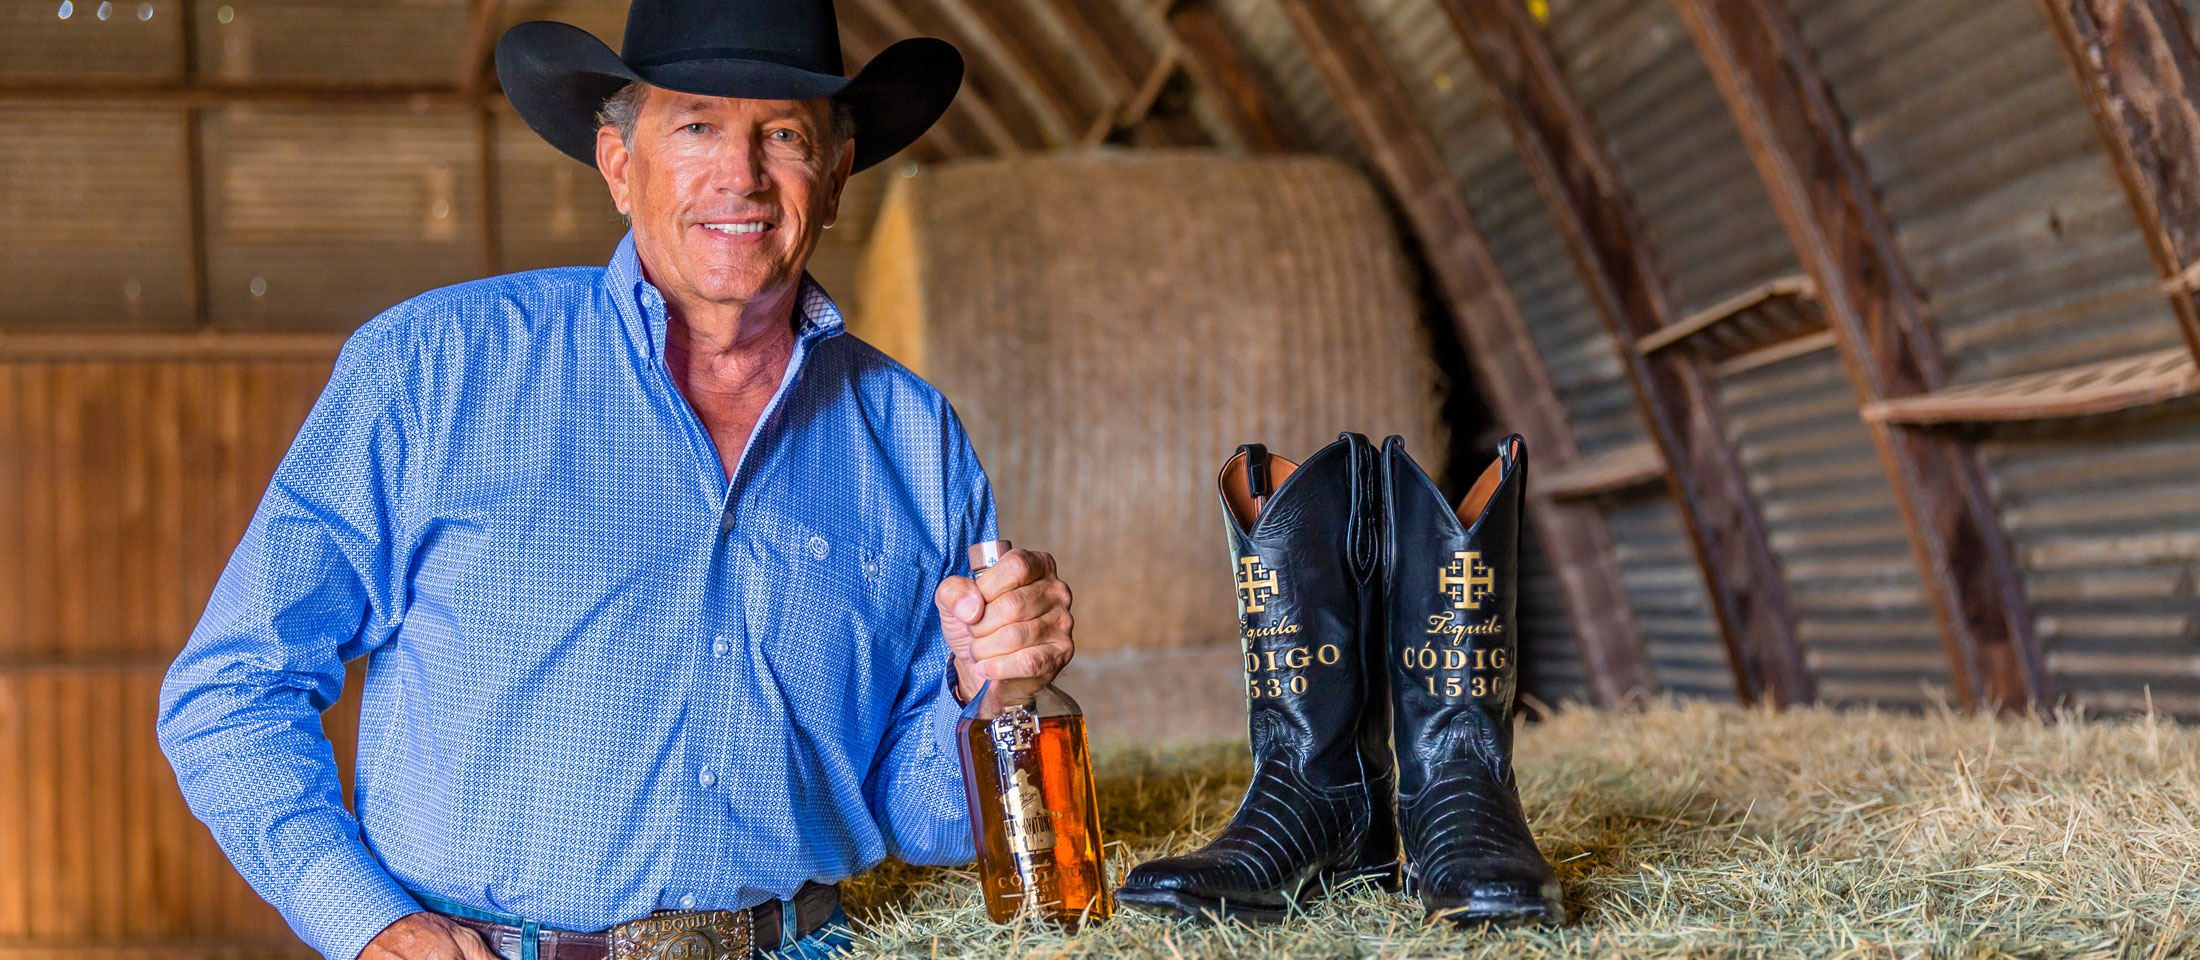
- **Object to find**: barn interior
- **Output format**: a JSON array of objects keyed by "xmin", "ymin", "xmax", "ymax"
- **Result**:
[{"xmin": 2, "ymin": 0, "xmax": 2198, "ymax": 956}]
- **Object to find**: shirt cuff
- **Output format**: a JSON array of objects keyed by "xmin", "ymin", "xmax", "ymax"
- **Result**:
[{"xmin": 284, "ymin": 842, "xmax": 423, "ymax": 960}]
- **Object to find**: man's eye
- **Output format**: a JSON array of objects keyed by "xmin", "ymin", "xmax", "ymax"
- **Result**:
[
  {"xmin": 770, "ymin": 129, "xmax": 799, "ymax": 142},
  {"xmin": 683, "ymin": 123, "xmax": 708, "ymax": 135}
]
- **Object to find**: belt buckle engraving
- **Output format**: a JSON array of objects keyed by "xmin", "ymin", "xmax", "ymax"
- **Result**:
[{"xmin": 608, "ymin": 909, "xmax": 753, "ymax": 960}]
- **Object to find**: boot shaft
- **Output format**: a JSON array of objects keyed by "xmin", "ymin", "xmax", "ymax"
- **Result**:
[
  {"xmin": 1219, "ymin": 433, "xmax": 1390, "ymax": 789},
  {"xmin": 1381, "ymin": 435, "xmax": 1525, "ymax": 798}
]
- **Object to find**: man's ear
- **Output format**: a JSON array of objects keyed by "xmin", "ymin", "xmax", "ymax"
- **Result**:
[
  {"xmin": 597, "ymin": 125, "xmax": 633, "ymax": 216},
  {"xmin": 822, "ymin": 137, "xmax": 856, "ymax": 228}
]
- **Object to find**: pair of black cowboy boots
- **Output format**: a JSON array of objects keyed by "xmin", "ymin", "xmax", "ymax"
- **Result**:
[{"xmin": 1114, "ymin": 432, "xmax": 1563, "ymax": 927}]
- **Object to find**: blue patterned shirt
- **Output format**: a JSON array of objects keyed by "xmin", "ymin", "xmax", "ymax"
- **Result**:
[{"xmin": 157, "ymin": 232, "xmax": 994, "ymax": 960}]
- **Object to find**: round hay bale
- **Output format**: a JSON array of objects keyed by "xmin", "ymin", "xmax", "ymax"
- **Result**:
[{"xmin": 853, "ymin": 150, "xmax": 1443, "ymax": 704}]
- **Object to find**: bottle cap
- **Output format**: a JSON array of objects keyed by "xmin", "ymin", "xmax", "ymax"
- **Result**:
[{"xmin": 968, "ymin": 540, "xmax": 1013, "ymax": 573}]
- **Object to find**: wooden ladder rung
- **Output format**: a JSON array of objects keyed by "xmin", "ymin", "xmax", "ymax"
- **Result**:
[
  {"xmin": 1537, "ymin": 441, "xmax": 1667, "ymax": 501},
  {"xmin": 1861, "ymin": 348, "xmax": 2200, "ymax": 425}
]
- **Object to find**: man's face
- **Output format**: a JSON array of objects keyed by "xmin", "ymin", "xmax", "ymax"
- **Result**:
[{"xmin": 597, "ymin": 87, "xmax": 854, "ymax": 311}]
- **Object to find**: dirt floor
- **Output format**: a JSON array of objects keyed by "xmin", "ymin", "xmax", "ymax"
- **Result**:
[{"xmin": 840, "ymin": 698, "xmax": 2199, "ymax": 958}]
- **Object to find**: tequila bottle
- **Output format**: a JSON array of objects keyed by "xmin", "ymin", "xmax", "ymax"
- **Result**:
[{"xmin": 955, "ymin": 540, "xmax": 1113, "ymax": 929}]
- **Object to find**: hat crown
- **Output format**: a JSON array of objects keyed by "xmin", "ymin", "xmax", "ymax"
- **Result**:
[{"xmin": 622, "ymin": 0, "xmax": 845, "ymax": 76}]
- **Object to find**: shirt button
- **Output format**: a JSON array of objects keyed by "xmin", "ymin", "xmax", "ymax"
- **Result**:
[
  {"xmin": 808, "ymin": 536, "xmax": 830, "ymax": 560},
  {"xmin": 711, "ymin": 636, "xmax": 729, "ymax": 657},
  {"xmin": 698, "ymin": 767, "xmax": 716, "ymax": 789},
  {"xmin": 679, "ymin": 893, "xmax": 697, "ymax": 910}
]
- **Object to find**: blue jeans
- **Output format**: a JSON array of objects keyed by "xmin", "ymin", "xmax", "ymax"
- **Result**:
[{"xmin": 411, "ymin": 891, "xmax": 852, "ymax": 960}]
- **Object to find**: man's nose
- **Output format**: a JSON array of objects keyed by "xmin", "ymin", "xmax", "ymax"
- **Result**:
[{"xmin": 711, "ymin": 136, "xmax": 771, "ymax": 195}]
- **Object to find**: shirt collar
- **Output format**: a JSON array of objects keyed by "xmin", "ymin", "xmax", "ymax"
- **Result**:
[{"xmin": 603, "ymin": 230, "xmax": 848, "ymax": 363}]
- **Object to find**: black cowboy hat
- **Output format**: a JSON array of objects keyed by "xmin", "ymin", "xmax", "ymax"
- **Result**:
[{"xmin": 495, "ymin": 0, "xmax": 961, "ymax": 173}]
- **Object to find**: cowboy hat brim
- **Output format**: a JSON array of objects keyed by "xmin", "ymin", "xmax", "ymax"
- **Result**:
[{"xmin": 496, "ymin": 20, "xmax": 962, "ymax": 174}]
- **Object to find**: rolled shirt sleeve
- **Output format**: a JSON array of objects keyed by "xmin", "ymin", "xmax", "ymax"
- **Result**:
[
  {"xmin": 156, "ymin": 314, "xmax": 423, "ymax": 960},
  {"xmin": 863, "ymin": 416, "xmax": 999, "ymax": 865}
]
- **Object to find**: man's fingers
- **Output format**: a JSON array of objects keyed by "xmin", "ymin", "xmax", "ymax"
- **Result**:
[
  {"xmin": 935, "ymin": 574, "xmax": 982, "ymax": 630},
  {"xmin": 966, "ymin": 581, "xmax": 1064, "ymax": 638},
  {"xmin": 969, "ymin": 611, "xmax": 1073, "ymax": 667},
  {"xmin": 974, "ymin": 636, "xmax": 1072, "ymax": 683},
  {"xmin": 975, "ymin": 549, "xmax": 1056, "ymax": 600}
]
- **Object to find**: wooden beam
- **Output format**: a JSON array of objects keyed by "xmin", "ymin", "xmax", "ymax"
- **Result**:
[
  {"xmin": 843, "ymin": 0, "xmax": 1035, "ymax": 153},
  {"xmin": 0, "ymin": 82, "xmax": 473, "ymax": 109},
  {"xmin": 1675, "ymin": 0, "xmax": 2052, "ymax": 714},
  {"xmin": 456, "ymin": 0, "xmax": 505, "ymax": 97},
  {"xmin": 932, "ymin": 0, "xmax": 1103, "ymax": 147},
  {"xmin": 1863, "ymin": 347, "xmax": 2199, "ymax": 425},
  {"xmin": 0, "ymin": 331, "xmax": 348, "ymax": 363},
  {"xmin": 1159, "ymin": 0, "xmax": 1298, "ymax": 152},
  {"xmin": 1039, "ymin": 0, "xmax": 1143, "ymax": 95},
  {"xmin": 1274, "ymin": 0, "xmax": 1653, "ymax": 707},
  {"xmin": 837, "ymin": 6, "xmax": 980, "ymax": 160},
  {"xmin": 2036, "ymin": 0, "xmax": 2200, "ymax": 364},
  {"xmin": 1445, "ymin": 0, "xmax": 1811, "ymax": 706},
  {"xmin": 1087, "ymin": 41, "xmax": 1183, "ymax": 145}
]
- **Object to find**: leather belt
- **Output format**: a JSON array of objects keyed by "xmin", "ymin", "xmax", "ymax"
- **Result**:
[{"xmin": 429, "ymin": 883, "xmax": 840, "ymax": 960}]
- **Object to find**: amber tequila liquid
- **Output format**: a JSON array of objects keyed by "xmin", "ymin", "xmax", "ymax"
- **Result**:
[{"xmin": 955, "ymin": 542, "xmax": 1113, "ymax": 929}]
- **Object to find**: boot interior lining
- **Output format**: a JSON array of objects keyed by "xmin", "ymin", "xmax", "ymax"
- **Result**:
[
  {"xmin": 1221, "ymin": 451, "xmax": 1301, "ymax": 530},
  {"xmin": 1455, "ymin": 437, "xmax": 1521, "ymax": 525}
]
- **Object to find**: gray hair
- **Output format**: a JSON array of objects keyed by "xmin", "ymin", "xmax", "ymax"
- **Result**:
[{"xmin": 595, "ymin": 81, "xmax": 856, "ymax": 152}]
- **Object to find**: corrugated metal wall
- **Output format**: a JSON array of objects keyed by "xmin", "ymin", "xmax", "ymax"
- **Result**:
[
  {"xmin": 1544, "ymin": 0, "xmax": 1958, "ymax": 707},
  {"xmin": 1786, "ymin": 0, "xmax": 2200, "ymax": 714}
]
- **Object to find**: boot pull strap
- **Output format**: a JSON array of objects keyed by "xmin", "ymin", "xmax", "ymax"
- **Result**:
[{"xmin": 1238, "ymin": 444, "xmax": 1272, "ymax": 502}]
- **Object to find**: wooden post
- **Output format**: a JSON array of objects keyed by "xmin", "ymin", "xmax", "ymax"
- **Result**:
[
  {"xmin": 1275, "ymin": 0, "xmax": 1653, "ymax": 706},
  {"xmin": 1674, "ymin": 0, "xmax": 2053, "ymax": 713},
  {"xmin": 179, "ymin": 0, "xmax": 208, "ymax": 330},
  {"xmin": 1157, "ymin": 0, "xmax": 1298, "ymax": 152},
  {"xmin": 460, "ymin": 0, "xmax": 505, "ymax": 279},
  {"xmin": 2036, "ymin": 0, "xmax": 2200, "ymax": 363},
  {"xmin": 1444, "ymin": 0, "xmax": 1811, "ymax": 705}
]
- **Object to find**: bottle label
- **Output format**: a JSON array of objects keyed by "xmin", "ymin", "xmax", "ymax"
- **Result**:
[{"xmin": 999, "ymin": 767, "xmax": 1057, "ymax": 856}]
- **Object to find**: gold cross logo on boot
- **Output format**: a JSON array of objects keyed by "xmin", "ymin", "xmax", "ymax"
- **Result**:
[
  {"xmin": 1236, "ymin": 557, "xmax": 1280, "ymax": 613},
  {"xmin": 1438, "ymin": 551, "xmax": 1495, "ymax": 610}
]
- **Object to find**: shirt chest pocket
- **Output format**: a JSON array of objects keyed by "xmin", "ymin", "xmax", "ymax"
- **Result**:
[{"xmin": 740, "ymin": 520, "xmax": 936, "ymax": 734}]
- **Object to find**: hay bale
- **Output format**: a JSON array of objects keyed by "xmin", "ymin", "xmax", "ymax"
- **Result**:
[{"xmin": 854, "ymin": 151, "xmax": 1444, "ymax": 701}]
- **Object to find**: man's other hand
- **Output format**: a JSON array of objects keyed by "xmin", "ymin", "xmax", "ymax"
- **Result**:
[
  {"xmin": 361, "ymin": 912, "xmax": 501, "ymax": 960},
  {"xmin": 935, "ymin": 548, "xmax": 1074, "ymax": 703}
]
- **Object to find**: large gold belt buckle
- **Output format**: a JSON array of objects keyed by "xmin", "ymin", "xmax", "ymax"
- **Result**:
[{"xmin": 607, "ymin": 909, "xmax": 753, "ymax": 960}]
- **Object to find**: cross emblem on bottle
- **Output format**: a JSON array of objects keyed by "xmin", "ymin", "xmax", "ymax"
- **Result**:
[
  {"xmin": 1438, "ymin": 550, "xmax": 1495, "ymax": 610},
  {"xmin": 1236, "ymin": 556, "xmax": 1280, "ymax": 613}
]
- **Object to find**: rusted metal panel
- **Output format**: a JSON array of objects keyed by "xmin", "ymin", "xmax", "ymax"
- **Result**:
[
  {"xmin": 1982, "ymin": 410, "xmax": 2200, "ymax": 717},
  {"xmin": 1718, "ymin": 344, "xmax": 1949, "ymax": 708},
  {"xmin": 0, "ymin": 106, "xmax": 194, "ymax": 331},
  {"xmin": 1206, "ymin": 0, "xmax": 1355, "ymax": 151},
  {"xmin": 1548, "ymin": 0, "xmax": 1800, "ymax": 313},
  {"xmin": 200, "ymin": 106, "xmax": 485, "ymax": 331},
  {"xmin": 1446, "ymin": 0, "xmax": 1811, "ymax": 706},
  {"xmin": 2035, "ymin": 0, "xmax": 2200, "ymax": 362},
  {"xmin": 1607, "ymin": 497, "xmax": 1737, "ymax": 702},
  {"xmin": 1346, "ymin": 0, "xmax": 1674, "ymax": 702},
  {"xmin": 1678, "ymin": 0, "xmax": 2054, "ymax": 713},
  {"xmin": 1780, "ymin": 0, "xmax": 2199, "ymax": 717},
  {"xmin": 1277, "ymin": 0, "xmax": 1654, "ymax": 705}
]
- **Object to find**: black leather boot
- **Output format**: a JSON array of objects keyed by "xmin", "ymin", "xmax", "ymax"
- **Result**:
[
  {"xmin": 1115, "ymin": 434, "xmax": 1399, "ymax": 923},
  {"xmin": 1382, "ymin": 435, "xmax": 1564, "ymax": 925}
]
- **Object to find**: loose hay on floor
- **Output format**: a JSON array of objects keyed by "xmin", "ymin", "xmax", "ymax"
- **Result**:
[{"xmin": 840, "ymin": 699, "xmax": 2200, "ymax": 958}]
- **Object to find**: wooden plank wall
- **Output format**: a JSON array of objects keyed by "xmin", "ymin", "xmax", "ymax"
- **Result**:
[{"xmin": 0, "ymin": 357, "xmax": 342, "ymax": 959}]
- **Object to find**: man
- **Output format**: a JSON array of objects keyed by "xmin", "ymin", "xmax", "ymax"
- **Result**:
[{"xmin": 156, "ymin": 3, "xmax": 1075, "ymax": 959}]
